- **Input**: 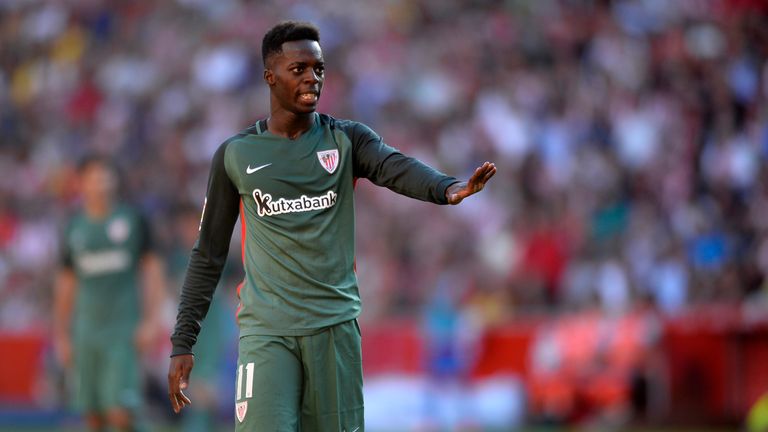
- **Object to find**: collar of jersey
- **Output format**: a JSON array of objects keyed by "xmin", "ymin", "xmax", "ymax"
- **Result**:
[{"xmin": 258, "ymin": 112, "xmax": 320, "ymax": 141}]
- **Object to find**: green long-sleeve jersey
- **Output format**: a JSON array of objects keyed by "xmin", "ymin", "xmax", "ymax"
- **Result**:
[
  {"xmin": 171, "ymin": 113, "xmax": 458, "ymax": 356},
  {"xmin": 61, "ymin": 204, "xmax": 152, "ymax": 340}
]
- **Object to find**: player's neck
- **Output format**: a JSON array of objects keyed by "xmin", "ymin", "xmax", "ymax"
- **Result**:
[
  {"xmin": 84, "ymin": 198, "xmax": 113, "ymax": 219},
  {"xmin": 267, "ymin": 110, "xmax": 315, "ymax": 140}
]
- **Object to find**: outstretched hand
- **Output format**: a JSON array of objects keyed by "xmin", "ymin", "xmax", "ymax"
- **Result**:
[
  {"xmin": 446, "ymin": 162, "xmax": 497, "ymax": 205},
  {"xmin": 168, "ymin": 354, "xmax": 194, "ymax": 413}
]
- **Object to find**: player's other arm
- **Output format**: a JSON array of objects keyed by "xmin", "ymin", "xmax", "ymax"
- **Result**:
[
  {"xmin": 53, "ymin": 223, "xmax": 76, "ymax": 369},
  {"xmin": 168, "ymin": 141, "xmax": 240, "ymax": 413},
  {"xmin": 347, "ymin": 121, "xmax": 495, "ymax": 204},
  {"xmin": 52, "ymin": 266, "xmax": 76, "ymax": 369},
  {"xmin": 135, "ymin": 217, "xmax": 167, "ymax": 354}
]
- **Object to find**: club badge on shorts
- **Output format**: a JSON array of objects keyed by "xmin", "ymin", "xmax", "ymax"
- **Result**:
[
  {"xmin": 317, "ymin": 149, "xmax": 339, "ymax": 174},
  {"xmin": 236, "ymin": 401, "xmax": 248, "ymax": 423}
]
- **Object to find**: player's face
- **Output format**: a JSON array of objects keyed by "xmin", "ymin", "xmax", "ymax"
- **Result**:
[
  {"xmin": 80, "ymin": 163, "xmax": 117, "ymax": 204},
  {"xmin": 265, "ymin": 40, "xmax": 324, "ymax": 114}
]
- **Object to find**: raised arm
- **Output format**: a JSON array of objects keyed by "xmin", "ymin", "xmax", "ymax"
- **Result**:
[
  {"xmin": 345, "ymin": 121, "xmax": 459, "ymax": 204},
  {"xmin": 168, "ymin": 141, "xmax": 240, "ymax": 413},
  {"xmin": 344, "ymin": 120, "xmax": 495, "ymax": 204}
]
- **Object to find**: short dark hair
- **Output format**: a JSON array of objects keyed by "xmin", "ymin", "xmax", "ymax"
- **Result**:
[
  {"xmin": 262, "ymin": 21, "xmax": 320, "ymax": 67},
  {"xmin": 77, "ymin": 154, "xmax": 116, "ymax": 174}
]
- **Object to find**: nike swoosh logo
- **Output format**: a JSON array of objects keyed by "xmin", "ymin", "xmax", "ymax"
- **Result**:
[
  {"xmin": 246, "ymin": 163, "xmax": 272, "ymax": 174},
  {"xmin": 351, "ymin": 427, "xmax": 360, "ymax": 432}
]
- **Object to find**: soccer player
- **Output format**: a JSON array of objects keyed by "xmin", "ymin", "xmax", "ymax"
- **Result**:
[
  {"xmin": 168, "ymin": 21, "xmax": 496, "ymax": 431},
  {"xmin": 54, "ymin": 156, "xmax": 165, "ymax": 432}
]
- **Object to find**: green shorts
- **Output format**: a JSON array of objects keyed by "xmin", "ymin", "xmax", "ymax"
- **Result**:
[
  {"xmin": 235, "ymin": 319, "xmax": 364, "ymax": 432},
  {"xmin": 72, "ymin": 335, "xmax": 141, "ymax": 414}
]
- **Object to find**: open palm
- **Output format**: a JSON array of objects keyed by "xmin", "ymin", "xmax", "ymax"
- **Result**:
[{"xmin": 447, "ymin": 162, "xmax": 497, "ymax": 205}]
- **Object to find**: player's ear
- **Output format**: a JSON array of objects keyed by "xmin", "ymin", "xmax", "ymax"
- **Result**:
[{"xmin": 263, "ymin": 69, "xmax": 275, "ymax": 86}]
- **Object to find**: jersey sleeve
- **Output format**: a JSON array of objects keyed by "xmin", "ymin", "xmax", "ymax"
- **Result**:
[
  {"xmin": 344, "ymin": 121, "xmax": 458, "ymax": 204},
  {"xmin": 136, "ymin": 212, "xmax": 154, "ymax": 255},
  {"xmin": 59, "ymin": 220, "xmax": 74, "ymax": 270},
  {"xmin": 170, "ymin": 140, "xmax": 240, "ymax": 357}
]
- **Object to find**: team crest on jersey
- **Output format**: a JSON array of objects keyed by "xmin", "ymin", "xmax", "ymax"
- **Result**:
[
  {"xmin": 236, "ymin": 401, "xmax": 248, "ymax": 423},
  {"xmin": 107, "ymin": 218, "xmax": 130, "ymax": 243},
  {"xmin": 317, "ymin": 149, "xmax": 339, "ymax": 174}
]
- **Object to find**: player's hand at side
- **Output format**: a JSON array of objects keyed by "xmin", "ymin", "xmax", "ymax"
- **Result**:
[
  {"xmin": 168, "ymin": 354, "xmax": 194, "ymax": 413},
  {"xmin": 135, "ymin": 319, "xmax": 159, "ymax": 354},
  {"xmin": 446, "ymin": 161, "xmax": 497, "ymax": 205},
  {"xmin": 53, "ymin": 331, "xmax": 72, "ymax": 369}
]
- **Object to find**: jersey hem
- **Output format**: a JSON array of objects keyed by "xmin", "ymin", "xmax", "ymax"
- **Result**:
[{"xmin": 237, "ymin": 311, "xmax": 361, "ymax": 338}]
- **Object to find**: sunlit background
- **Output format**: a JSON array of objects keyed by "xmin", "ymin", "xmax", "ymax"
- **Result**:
[{"xmin": 1, "ymin": 0, "xmax": 768, "ymax": 430}]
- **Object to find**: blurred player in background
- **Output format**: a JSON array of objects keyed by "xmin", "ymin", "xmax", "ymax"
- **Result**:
[
  {"xmin": 167, "ymin": 21, "xmax": 495, "ymax": 431},
  {"xmin": 53, "ymin": 156, "xmax": 165, "ymax": 432}
]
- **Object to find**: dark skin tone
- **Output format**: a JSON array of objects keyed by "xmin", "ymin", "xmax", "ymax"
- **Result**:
[
  {"xmin": 264, "ymin": 40, "xmax": 325, "ymax": 139},
  {"xmin": 168, "ymin": 39, "xmax": 496, "ymax": 414}
]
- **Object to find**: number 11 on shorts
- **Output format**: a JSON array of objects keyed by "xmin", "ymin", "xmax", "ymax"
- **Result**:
[{"xmin": 236, "ymin": 362, "xmax": 254, "ymax": 400}]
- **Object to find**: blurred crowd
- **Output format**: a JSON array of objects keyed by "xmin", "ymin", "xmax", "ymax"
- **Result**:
[
  {"xmin": 3, "ymin": 0, "xmax": 767, "ymax": 325},
  {"xmin": 1, "ymin": 0, "xmax": 768, "ymax": 424}
]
